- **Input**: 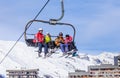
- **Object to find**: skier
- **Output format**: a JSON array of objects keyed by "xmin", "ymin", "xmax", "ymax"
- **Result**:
[
  {"xmin": 44, "ymin": 32, "xmax": 53, "ymax": 53},
  {"xmin": 65, "ymin": 34, "xmax": 77, "ymax": 51},
  {"xmin": 33, "ymin": 33, "xmax": 38, "ymax": 47},
  {"xmin": 54, "ymin": 32, "xmax": 64, "ymax": 47},
  {"xmin": 59, "ymin": 34, "xmax": 73, "ymax": 55},
  {"xmin": 44, "ymin": 32, "xmax": 51, "ymax": 44},
  {"xmin": 36, "ymin": 28, "xmax": 48, "ymax": 57},
  {"xmin": 61, "ymin": 34, "xmax": 78, "ymax": 57}
]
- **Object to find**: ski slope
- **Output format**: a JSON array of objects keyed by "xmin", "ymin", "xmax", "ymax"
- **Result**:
[{"xmin": 0, "ymin": 40, "xmax": 118, "ymax": 78}]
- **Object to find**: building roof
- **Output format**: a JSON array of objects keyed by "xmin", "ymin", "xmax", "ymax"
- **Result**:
[
  {"xmin": 69, "ymin": 71, "xmax": 90, "ymax": 76},
  {"xmin": 88, "ymin": 64, "xmax": 120, "ymax": 70}
]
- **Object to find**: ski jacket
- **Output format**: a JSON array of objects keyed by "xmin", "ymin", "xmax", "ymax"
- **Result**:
[
  {"xmin": 33, "ymin": 34, "xmax": 37, "ymax": 43},
  {"xmin": 44, "ymin": 35, "xmax": 51, "ymax": 43},
  {"xmin": 55, "ymin": 36, "xmax": 64, "ymax": 46},
  {"xmin": 64, "ymin": 36, "xmax": 73, "ymax": 44},
  {"xmin": 36, "ymin": 32, "xmax": 44, "ymax": 43}
]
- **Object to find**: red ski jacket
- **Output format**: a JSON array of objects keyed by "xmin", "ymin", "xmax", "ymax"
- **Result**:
[
  {"xmin": 64, "ymin": 36, "xmax": 73, "ymax": 44},
  {"xmin": 34, "ymin": 32, "xmax": 44, "ymax": 43}
]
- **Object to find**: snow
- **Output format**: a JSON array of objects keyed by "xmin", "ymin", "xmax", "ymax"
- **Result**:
[{"xmin": 0, "ymin": 40, "xmax": 119, "ymax": 78}]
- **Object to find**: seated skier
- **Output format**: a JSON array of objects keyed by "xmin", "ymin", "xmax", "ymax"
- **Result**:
[
  {"xmin": 54, "ymin": 32, "xmax": 65, "ymax": 48},
  {"xmin": 35, "ymin": 28, "xmax": 48, "ymax": 57},
  {"xmin": 60, "ymin": 34, "xmax": 73, "ymax": 55},
  {"xmin": 44, "ymin": 32, "xmax": 55, "ymax": 53},
  {"xmin": 65, "ymin": 34, "xmax": 77, "ymax": 51},
  {"xmin": 61, "ymin": 34, "xmax": 78, "ymax": 56}
]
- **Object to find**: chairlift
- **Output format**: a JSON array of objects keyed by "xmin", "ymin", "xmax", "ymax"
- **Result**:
[
  {"xmin": 24, "ymin": 19, "xmax": 76, "ymax": 47},
  {"xmin": 24, "ymin": 0, "xmax": 77, "ymax": 52}
]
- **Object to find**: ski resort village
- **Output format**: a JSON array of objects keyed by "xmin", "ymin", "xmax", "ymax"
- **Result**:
[{"xmin": 0, "ymin": 0, "xmax": 120, "ymax": 78}]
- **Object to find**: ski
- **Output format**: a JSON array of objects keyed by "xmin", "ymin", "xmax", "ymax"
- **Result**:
[{"xmin": 61, "ymin": 50, "xmax": 77, "ymax": 58}]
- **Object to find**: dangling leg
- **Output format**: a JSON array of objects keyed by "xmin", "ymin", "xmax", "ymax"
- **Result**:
[
  {"xmin": 65, "ymin": 43, "xmax": 69, "ymax": 52},
  {"xmin": 38, "ymin": 42, "xmax": 42, "ymax": 57},
  {"xmin": 70, "ymin": 42, "xmax": 78, "ymax": 51},
  {"xmin": 60, "ymin": 44, "xmax": 67, "ymax": 55},
  {"xmin": 44, "ymin": 43, "xmax": 48, "ymax": 58},
  {"xmin": 60, "ymin": 44, "xmax": 65, "ymax": 52}
]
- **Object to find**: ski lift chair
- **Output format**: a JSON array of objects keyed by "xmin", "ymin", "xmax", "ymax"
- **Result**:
[{"xmin": 24, "ymin": 19, "xmax": 76, "ymax": 53}]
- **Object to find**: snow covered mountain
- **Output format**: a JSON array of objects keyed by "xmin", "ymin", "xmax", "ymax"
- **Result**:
[{"xmin": 0, "ymin": 40, "xmax": 118, "ymax": 78}]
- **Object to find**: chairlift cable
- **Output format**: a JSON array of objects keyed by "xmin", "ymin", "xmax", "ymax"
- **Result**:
[
  {"xmin": 24, "ymin": 0, "xmax": 65, "ymax": 40},
  {"xmin": 0, "ymin": 0, "xmax": 50, "ymax": 64}
]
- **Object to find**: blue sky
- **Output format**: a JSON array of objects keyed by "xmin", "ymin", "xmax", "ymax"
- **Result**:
[{"xmin": 0, "ymin": 0, "xmax": 120, "ymax": 55}]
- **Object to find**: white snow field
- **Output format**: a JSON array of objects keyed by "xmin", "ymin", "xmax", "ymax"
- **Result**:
[{"xmin": 0, "ymin": 40, "xmax": 118, "ymax": 78}]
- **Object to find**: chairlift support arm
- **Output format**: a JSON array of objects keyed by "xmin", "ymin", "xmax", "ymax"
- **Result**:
[{"xmin": 50, "ymin": 0, "xmax": 64, "ymax": 22}]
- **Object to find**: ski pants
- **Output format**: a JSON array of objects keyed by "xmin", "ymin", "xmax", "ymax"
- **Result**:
[
  {"xmin": 38, "ymin": 42, "xmax": 48, "ymax": 56},
  {"xmin": 60, "ymin": 43, "xmax": 69, "ymax": 52}
]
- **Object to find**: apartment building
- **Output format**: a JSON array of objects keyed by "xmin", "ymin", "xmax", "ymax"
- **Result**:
[
  {"xmin": 114, "ymin": 55, "xmax": 120, "ymax": 66},
  {"xmin": 88, "ymin": 64, "xmax": 120, "ymax": 78},
  {"xmin": 68, "ymin": 70, "xmax": 90, "ymax": 78},
  {"xmin": 68, "ymin": 55, "xmax": 120, "ymax": 78},
  {"xmin": 6, "ymin": 69, "xmax": 39, "ymax": 78}
]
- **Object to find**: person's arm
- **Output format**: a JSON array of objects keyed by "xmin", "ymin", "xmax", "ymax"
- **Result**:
[{"xmin": 55, "ymin": 38, "xmax": 60, "ymax": 46}]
